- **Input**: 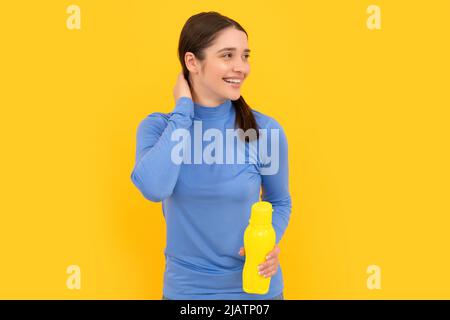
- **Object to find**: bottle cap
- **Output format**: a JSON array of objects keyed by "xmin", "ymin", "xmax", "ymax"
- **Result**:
[{"xmin": 249, "ymin": 201, "xmax": 273, "ymax": 225}]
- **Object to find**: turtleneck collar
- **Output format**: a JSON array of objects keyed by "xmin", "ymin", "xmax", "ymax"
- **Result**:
[{"xmin": 193, "ymin": 99, "xmax": 233, "ymax": 120}]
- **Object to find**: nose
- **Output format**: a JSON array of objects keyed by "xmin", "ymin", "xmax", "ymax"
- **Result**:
[
  {"xmin": 232, "ymin": 57, "xmax": 247, "ymax": 74},
  {"xmin": 233, "ymin": 64, "xmax": 243, "ymax": 73}
]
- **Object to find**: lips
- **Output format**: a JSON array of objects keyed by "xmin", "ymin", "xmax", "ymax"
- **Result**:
[
  {"xmin": 223, "ymin": 77, "xmax": 244, "ymax": 88},
  {"xmin": 223, "ymin": 79, "xmax": 242, "ymax": 89},
  {"xmin": 222, "ymin": 77, "xmax": 244, "ymax": 82}
]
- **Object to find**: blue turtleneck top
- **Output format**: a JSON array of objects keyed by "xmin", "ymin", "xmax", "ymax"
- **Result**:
[{"xmin": 131, "ymin": 97, "xmax": 292, "ymax": 300}]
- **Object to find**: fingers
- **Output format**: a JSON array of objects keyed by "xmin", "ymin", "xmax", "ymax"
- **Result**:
[
  {"xmin": 266, "ymin": 248, "xmax": 279, "ymax": 261},
  {"xmin": 173, "ymin": 72, "xmax": 192, "ymax": 102},
  {"xmin": 240, "ymin": 245, "xmax": 280, "ymax": 277},
  {"xmin": 258, "ymin": 257, "xmax": 278, "ymax": 272},
  {"xmin": 265, "ymin": 244, "xmax": 280, "ymax": 261},
  {"xmin": 257, "ymin": 245, "xmax": 280, "ymax": 277},
  {"xmin": 258, "ymin": 263, "xmax": 278, "ymax": 278}
]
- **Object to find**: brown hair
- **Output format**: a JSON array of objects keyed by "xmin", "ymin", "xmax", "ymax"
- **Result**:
[{"xmin": 178, "ymin": 11, "xmax": 259, "ymax": 142}]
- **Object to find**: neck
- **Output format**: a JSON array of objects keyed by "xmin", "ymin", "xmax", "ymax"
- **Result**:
[{"xmin": 190, "ymin": 81, "xmax": 226, "ymax": 107}]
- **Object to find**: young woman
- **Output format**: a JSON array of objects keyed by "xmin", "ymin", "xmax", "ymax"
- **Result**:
[{"xmin": 131, "ymin": 11, "xmax": 292, "ymax": 300}]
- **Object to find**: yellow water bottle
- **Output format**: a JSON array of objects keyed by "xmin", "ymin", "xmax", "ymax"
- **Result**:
[{"xmin": 242, "ymin": 201, "xmax": 276, "ymax": 294}]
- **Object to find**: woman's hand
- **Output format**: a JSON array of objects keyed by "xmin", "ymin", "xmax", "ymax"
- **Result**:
[
  {"xmin": 173, "ymin": 72, "xmax": 192, "ymax": 102},
  {"xmin": 238, "ymin": 244, "xmax": 281, "ymax": 278}
]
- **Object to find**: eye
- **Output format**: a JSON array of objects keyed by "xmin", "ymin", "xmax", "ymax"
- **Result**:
[{"xmin": 222, "ymin": 53, "xmax": 250, "ymax": 60}]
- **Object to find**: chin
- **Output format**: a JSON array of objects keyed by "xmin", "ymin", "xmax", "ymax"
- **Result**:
[{"xmin": 227, "ymin": 92, "xmax": 241, "ymax": 101}]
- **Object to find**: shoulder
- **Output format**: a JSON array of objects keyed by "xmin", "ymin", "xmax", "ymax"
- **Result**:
[
  {"xmin": 251, "ymin": 108, "xmax": 285, "ymax": 131},
  {"xmin": 250, "ymin": 108, "xmax": 289, "ymax": 149}
]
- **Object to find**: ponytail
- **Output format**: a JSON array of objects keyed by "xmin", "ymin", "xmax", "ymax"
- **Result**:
[{"xmin": 233, "ymin": 96, "xmax": 260, "ymax": 142}]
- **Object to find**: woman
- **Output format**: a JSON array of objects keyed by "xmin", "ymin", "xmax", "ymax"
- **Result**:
[{"xmin": 131, "ymin": 11, "xmax": 292, "ymax": 300}]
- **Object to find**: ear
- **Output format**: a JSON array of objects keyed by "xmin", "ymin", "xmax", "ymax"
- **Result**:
[{"xmin": 185, "ymin": 52, "xmax": 199, "ymax": 74}]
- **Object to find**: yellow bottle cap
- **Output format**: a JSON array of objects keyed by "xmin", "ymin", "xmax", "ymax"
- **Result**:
[{"xmin": 249, "ymin": 201, "xmax": 273, "ymax": 225}]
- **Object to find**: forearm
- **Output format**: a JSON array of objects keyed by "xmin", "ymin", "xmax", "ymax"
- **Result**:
[{"xmin": 131, "ymin": 97, "xmax": 194, "ymax": 202}]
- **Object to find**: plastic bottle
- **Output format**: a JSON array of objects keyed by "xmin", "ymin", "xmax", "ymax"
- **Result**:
[{"xmin": 242, "ymin": 201, "xmax": 276, "ymax": 294}]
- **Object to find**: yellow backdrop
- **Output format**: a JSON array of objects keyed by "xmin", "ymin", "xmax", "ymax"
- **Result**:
[{"xmin": 1, "ymin": 0, "xmax": 449, "ymax": 299}]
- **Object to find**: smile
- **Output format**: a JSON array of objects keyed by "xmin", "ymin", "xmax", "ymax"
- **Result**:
[{"xmin": 223, "ymin": 78, "xmax": 242, "ymax": 83}]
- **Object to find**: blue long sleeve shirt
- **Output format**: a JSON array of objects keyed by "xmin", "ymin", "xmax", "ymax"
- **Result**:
[{"xmin": 131, "ymin": 97, "xmax": 292, "ymax": 300}]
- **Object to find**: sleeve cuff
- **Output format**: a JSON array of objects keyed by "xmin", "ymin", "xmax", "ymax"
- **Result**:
[{"xmin": 173, "ymin": 97, "xmax": 194, "ymax": 118}]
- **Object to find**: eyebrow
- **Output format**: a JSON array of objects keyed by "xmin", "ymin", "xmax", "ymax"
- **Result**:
[{"xmin": 216, "ymin": 47, "xmax": 251, "ymax": 53}]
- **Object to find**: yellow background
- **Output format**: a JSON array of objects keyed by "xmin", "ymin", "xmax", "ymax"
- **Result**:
[{"xmin": 1, "ymin": 0, "xmax": 449, "ymax": 299}]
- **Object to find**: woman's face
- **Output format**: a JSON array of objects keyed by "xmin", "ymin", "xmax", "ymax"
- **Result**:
[{"xmin": 188, "ymin": 27, "xmax": 251, "ymax": 104}]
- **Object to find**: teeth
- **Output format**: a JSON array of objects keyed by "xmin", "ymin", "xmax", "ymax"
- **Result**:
[{"xmin": 224, "ymin": 78, "xmax": 241, "ymax": 83}]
